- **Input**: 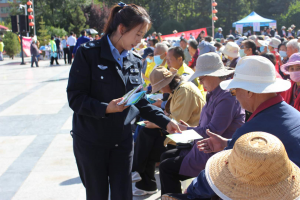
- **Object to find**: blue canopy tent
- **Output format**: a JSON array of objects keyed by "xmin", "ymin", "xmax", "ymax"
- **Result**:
[{"xmin": 232, "ymin": 11, "xmax": 276, "ymax": 27}]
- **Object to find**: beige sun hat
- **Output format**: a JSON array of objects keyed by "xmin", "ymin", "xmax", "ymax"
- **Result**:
[
  {"xmin": 187, "ymin": 52, "xmax": 234, "ymax": 82},
  {"xmin": 150, "ymin": 67, "xmax": 177, "ymax": 94},
  {"xmin": 205, "ymin": 132, "xmax": 300, "ymax": 200},
  {"xmin": 220, "ymin": 42, "xmax": 240, "ymax": 58},
  {"xmin": 220, "ymin": 56, "xmax": 291, "ymax": 93},
  {"xmin": 268, "ymin": 38, "xmax": 281, "ymax": 48}
]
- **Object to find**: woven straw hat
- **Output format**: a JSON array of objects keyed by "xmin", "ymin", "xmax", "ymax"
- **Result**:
[
  {"xmin": 149, "ymin": 67, "xmax": 177, "ymax": 94},
  {"xmin": 205, "ymin": 132, "xmax": 300, "ymax": 200}
]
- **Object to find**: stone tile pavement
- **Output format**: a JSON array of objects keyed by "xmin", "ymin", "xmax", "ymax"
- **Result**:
[{"xmin": 0, "ymin": 58, "xmax": 162, "ymax": 200}]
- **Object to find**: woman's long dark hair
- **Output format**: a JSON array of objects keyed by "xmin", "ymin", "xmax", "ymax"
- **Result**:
[
  {"xmin": 104, "ymin": 3, "xmax": 151, "ymax": 35},
  {"xmin": 243, "ymin": 40, "xmax": 258, "ymax": 55}
]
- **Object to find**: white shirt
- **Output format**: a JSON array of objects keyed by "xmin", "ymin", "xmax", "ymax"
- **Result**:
[{"xmin": 67, "ymin": 36, "xmax": 76, "ymax": 46}]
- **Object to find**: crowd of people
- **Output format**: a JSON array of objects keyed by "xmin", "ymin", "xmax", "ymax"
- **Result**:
[
  {"xmin": 29, "ymin": 31, "xmax": 104, "ymax": 67},
  {"xmin": 128, "ymin": 25, "xmax": 300, "ymax": 199},
  {"xmin": 64, "ymin": 2, "xmax": 300, "ymax": 199}
]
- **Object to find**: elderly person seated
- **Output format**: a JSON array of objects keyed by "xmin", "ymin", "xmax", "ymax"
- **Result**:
[
  {"xmin": 132, "ymin": 67, "xmax": 205, "ymax": 196},
  {"xmin": 163, "ymin": 132, "xmax": 300, "ymax": 200},
  {"xmin": 242, "ymin": 39, "xmax": 258, "ymax": 56},
  {"xmin": 159, "ymin": 53, "xmax": 245, "ymax": 196},
  {"xmin": 188, "ymin": 40, "xmax": 199, "ymax": 70},
  {"xmin": 287, "ymin": 39, "xmax": 300, "ymax": 58},
  {"xmin": 162, "ymin": 56, "xmax": 300, "ymax": 200},
  {"xmin": 281, "ymin": 53, "xmax": 300, "ymax": 111},
  {"xmin": 166, "ymin": 47, "xmax": 204, "ymax": 96},
  {"xmin": 221, "ymin": 42, "xmax": 241, "ymax": 68},
  {"xmin": 144, "ymin": 43, "xmax": 168, "ymax": 87}
]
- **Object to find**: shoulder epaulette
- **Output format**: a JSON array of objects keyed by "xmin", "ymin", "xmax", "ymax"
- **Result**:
[{"xmin": 82, "ymin": 40, "xmax": 101, "ymax": 49}]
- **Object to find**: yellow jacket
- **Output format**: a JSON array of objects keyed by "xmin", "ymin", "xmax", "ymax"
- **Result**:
[
  {"xmin": 176, "ymin": 63, "xmax": 205, "ymax": 98},
  {"xmin": 0, "ymin": 42, "xmax": 3, "ymax": 52},
  {"xmin": 144, "ymin": 62, "xmax": 168, "ymax": 86},
  {"xmin": 164, "ymin": 81, "xmax": 206, "ymax": 146}
]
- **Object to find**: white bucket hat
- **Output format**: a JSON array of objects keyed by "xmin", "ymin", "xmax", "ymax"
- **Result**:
[
  {"xmin": 218, "ymin": 27, "xmax": 223, "ymax": 32},
  {"xmin": 220, "ymin": 56, "xmax": 291, "ymax": 93},
  {"xmin": 257, "ymin": 39, "xmax": 269, "ymax": 47},
  {"xmin": 188, "ymin": 52, "xmax": 234, "ymax": 82},
  {"xmin": 268, "ymin": 38, "xmax": 281, "ymax": 48},
  {"xmin": 221, "ymin": 42, "xmax": 240, "ymax": 58}
]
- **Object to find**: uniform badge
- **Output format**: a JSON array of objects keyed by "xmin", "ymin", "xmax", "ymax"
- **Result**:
[{"xmin": 98, "ymin": 65, "xmax": 108, "ymax": 70}]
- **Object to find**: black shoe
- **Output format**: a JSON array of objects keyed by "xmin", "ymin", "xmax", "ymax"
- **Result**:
[
  {"xmin": 36, "ymin": 65, "xmax": 39, "ymax": 67},
  {"xmin": 31, "ymin": 66, "xmax": 33, "ymax": 67}
]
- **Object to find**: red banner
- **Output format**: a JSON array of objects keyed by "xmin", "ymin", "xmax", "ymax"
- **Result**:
[
  {"xmin": 22, "ymin": 37, "xmax": 32, "ymax": 57},
  {"xmin": 161, "ymin": 28, "xmax": 207, "ymax": 40}
]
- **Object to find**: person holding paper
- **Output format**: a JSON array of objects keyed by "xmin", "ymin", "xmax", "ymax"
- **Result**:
[
  {"xmin": 131, "ymin": 67, "xmax": 205, "ymax": 196},
  {"xmin": 159, "ymin": 52, "xmax": 245, "ymax": 196},
  {"xmin": 66, "ymin": 3, "xmax": 180, "ymax": 200}
]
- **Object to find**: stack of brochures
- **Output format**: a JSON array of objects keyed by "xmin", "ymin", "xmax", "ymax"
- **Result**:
[{"xmin": 118, "ymin": 85, "xmax": 146, "ymax": 106}]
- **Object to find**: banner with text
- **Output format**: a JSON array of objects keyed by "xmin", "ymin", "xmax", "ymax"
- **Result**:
[
  {"xmin": 236, "ymin": 24, "xmax": 243, "ymax": 35},
  {"xmin": 160, "ymin": 28, "xmax": 207, "ymax": 40},
  {"xmin": 22, "ymin": 37, "xmax": 32, "ymax": 57},
  {"xmin": 269, "ymin": 23, "xmax": 277, "ymax": 30},
  {"xmin": 253, "ymin": 22, "xmax": 260, "ymax": 32}
]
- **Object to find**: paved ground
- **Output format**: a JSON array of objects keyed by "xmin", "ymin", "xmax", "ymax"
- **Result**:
[{"xmin": 0, "ymin": 58, "xmax": 162, "ymax": 200}]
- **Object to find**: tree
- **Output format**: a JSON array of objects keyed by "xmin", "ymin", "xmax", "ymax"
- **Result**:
[
  {"xmin": 278, "ymin": 0, "xmax": 300, "ymax": 31},
  {"xmin": 46, "ymin": 26, "xmax": 68, "ymax": 38},
  {"xmin": 37, "ymin": 17, "xmax": 51, "ymax": 46},
  {"xmin": 84, "ymin": 3, "xmax": 110, "ymax": 33},
  {"xmin": 2, "ymin": 32, "xmax": 20, "ymax": 59},
  {"xmin": 68, "ymin": 6, "xmax": 89, "ymax": 36}
]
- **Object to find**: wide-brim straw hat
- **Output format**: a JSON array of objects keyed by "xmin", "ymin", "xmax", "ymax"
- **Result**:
[
  {"xmin": 220, "ymin": 56, "xmax": 291, "ymax": 93},
  {"xmin": 188, "ymin": 52, "xmax": 234, "ymax": 82},
  {"xmin": 150, "ymin": 67, "xmax": 177, "ymax": 94},
  {"xmin": 205, "ymin": 132, "xmax": 300, "ymax": 200},
  {"xmin": 281, "ymin": 52, "xmax": 300, "ymax": 74}
]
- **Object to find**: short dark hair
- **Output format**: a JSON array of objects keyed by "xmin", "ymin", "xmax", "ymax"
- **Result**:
[
  {"xmin": 169, "ymin": 74, "xmax": 182, "ymax": 91},
  {"xmin": 81, "ymin": 30, "xmax": 86, "ymax": 35},
  {"xmin": 70, "ymin": 31, "xmax": 74, "ymax": 35},
  {"xmin": 214, "ymin": 42, "xmax": 222, "ymax": 49},
  {"xmin": 150, "ymin": 38, "xmax": 158, "ymax": 46},
  {"xmin": 104, "ymin": 3, "xmax": 151, "ymax": 35},
  {"xmin": 189, "ymin": 40, "xmax": 198, "ymax": 50},
  {"xmin": 243, "ymin": 40, "xmax": 258, "ymax": 55},
  {"xmin": 180, "ymin": 38, "xmax": 188, "ymax": 43},
  {"xmin": 278, "ymin": 41, "xmax": 288, "ymax": 50},
  {"xmin": 260, "ymin": 53, "xmax": 276, "ymax": 66},
  {"xmin": 169, "ymin": 47, "xmax": 185, "ymax": 61},
  {"xmin": 204, "ymin": 36, "xmax": 212, "ymax": 42},
  {"xmin": 51, "ymin": 36, "xmax": 55, "ymax": 40}
]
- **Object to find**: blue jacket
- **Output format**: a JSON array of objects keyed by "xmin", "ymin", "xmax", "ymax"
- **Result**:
[
  {"xmin": 214, "ymin": 32, "xmax": 224, "ymax": 39},
  {"xmin": 187, "ymin": 101, "xmax": 300, "ymax": 199},
  {"xmin": 73, "ymin": 36, "xmax": 90, "ymax": 54}
]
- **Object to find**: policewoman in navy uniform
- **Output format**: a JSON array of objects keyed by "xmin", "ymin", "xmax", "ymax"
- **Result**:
[{"xmin": 66, "ymin": 3, "xmax": 180, "ymax": 200}]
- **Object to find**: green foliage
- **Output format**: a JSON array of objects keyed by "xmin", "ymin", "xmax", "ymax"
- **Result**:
[
  {"xmin": 278, "ymin": 0, "xmax": 300, "ymax": 31},
  {"xmin": 46, "ymin": 26, "xmax": 68, "ymax": 38},
  {"xmin": 37, "ymin": 17, "xmax": 50, "ymax": 46},
  {"xmin": 158, "ymin": 20, "xmax": 185, "ymax": 35},
  {"xmin": 2, "ymin": 32, "xmax": 20, "ymax": 58},
  {"xmin": 68, "ymin": 6, "xmax": 89, "ymax": 36}
]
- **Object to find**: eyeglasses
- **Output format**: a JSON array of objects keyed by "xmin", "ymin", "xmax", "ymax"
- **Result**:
[{"xmin": 230, "ymin": 88, "xmax": 236, "ymax": 96}]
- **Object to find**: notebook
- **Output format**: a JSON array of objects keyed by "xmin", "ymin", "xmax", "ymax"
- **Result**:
[{"xmin": 118, "ymin": 84, "xmax": 143, "ymax": 106}]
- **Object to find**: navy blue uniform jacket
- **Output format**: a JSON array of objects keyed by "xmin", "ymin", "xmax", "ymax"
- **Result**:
[{"xmin": 67, "ymin": 35, "xmax": 170, "ymax": 146}]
